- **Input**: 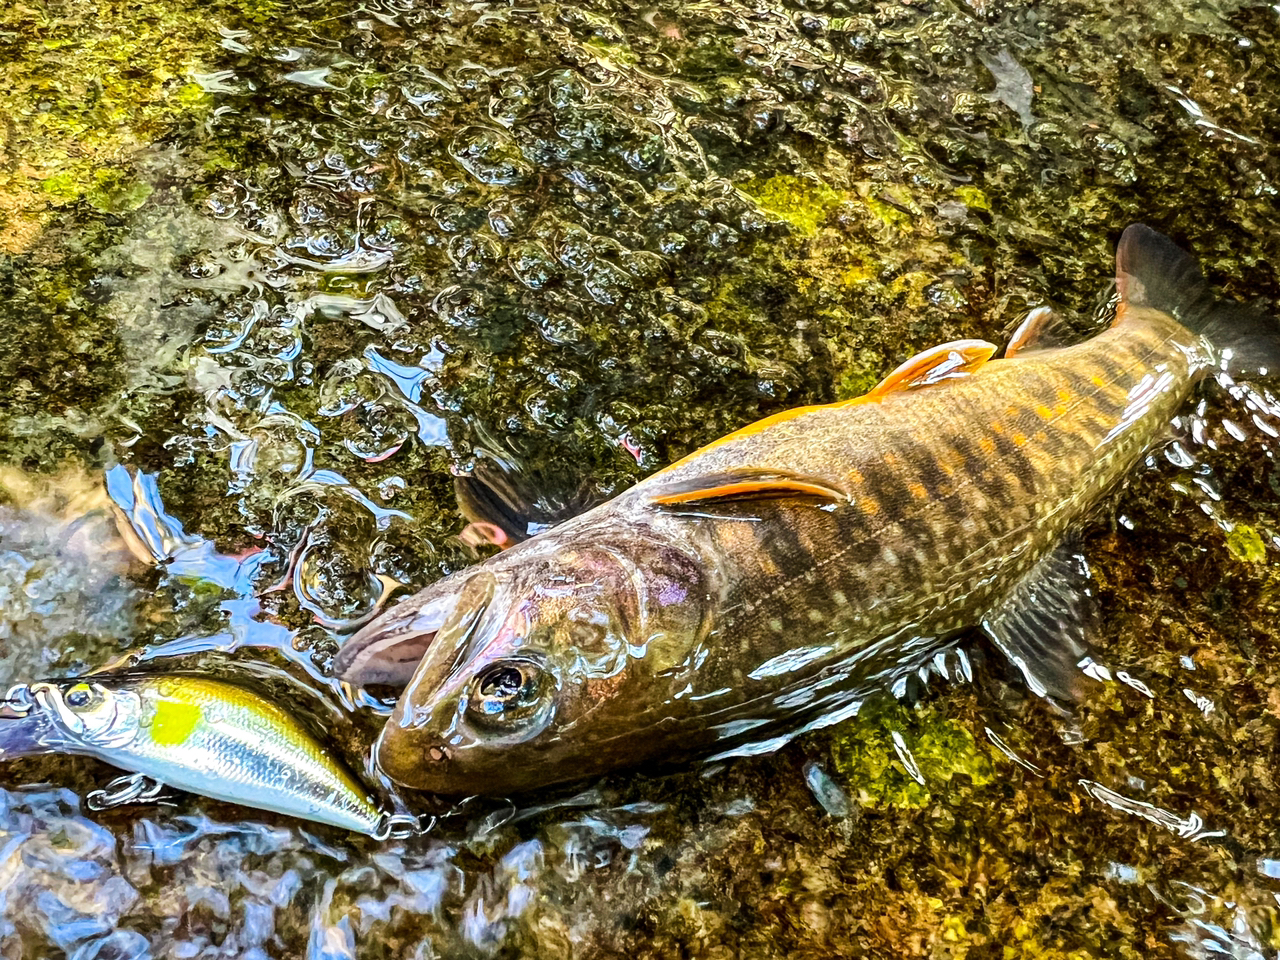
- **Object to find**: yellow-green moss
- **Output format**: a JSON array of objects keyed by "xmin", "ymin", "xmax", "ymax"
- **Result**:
[
  {"xmin": 835, "ymin": 349, "xmax": 886, "ymax": 400},
  {"xmin": 40, "ymin": 168, "xmax": 154, "ymax": 213},
  {"xmin": 888, "ymin": 270, "xmax": 934, "ymax": 309},
  {"xmin": 740, "ymin": 175, "xmax": 843, "ymax": 237},
  {"xmin": 828, "ymin": 700, "xmax": 996, "ymax": 808},
  {"xmin": 954, "ymin": 185, "xmax": 992, "ymax": 211},
  {"xmin": 862, "ymin": 193, "xmax": 912, "ymax": 229},
  {"xmin": 840, "ymin": 262, "xmax": 877, "ymax": 288},
  {"xmin": 0, "ymin": 0, "xmax": 275, "ymax": 250},
  {"xmin": 1226, "ymin": 524, "xmax": 1267, "ymax": 564}
]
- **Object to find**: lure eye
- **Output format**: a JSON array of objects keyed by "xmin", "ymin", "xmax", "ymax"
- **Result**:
[
  {"xmin": 63, "ymin": 683, "xmax": 102, "ymax": 711},
  {"xmin": 466, "ymin": 659, "xmax": 554, "ymax": 733}
]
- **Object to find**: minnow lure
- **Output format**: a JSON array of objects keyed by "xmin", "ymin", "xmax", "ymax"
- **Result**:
[
  {"xmin": 329, "ymin": 225, "xmax": 1273, "ymax": 796},
  {"xmin": 0, "ymin": 675, "xmax": 402, "ymax": 835}
]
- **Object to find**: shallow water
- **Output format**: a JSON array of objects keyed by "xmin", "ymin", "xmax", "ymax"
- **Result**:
[{"xmin": 1, "ymin": 0, "xmax": 1279, "ymax": 955}]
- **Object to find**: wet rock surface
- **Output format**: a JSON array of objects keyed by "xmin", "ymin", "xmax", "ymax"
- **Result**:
[{"xmin": 1, "ymin": 0, "xmax": 1279, "ymax": 956}]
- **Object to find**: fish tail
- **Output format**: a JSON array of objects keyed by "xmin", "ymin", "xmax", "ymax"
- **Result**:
[{"xmin": 1116, "ymin": 223, "xmax": 1278, "ymax": 377}]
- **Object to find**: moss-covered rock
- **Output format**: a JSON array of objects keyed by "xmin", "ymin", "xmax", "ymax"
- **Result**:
[
  {"xmin": 1226, "ymin": 523, "xmax": 1268, "ymax": 564},
  {"xmin": 829, "ymin": 700, "xmax": 997, "ymax": 808},
  {"xmin": 0, "ymin": 0, "xmax": 240, "ymax": 250}
]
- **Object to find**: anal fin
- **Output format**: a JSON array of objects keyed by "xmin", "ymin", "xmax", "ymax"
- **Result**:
[{"xmin": 981, "ymin": 540, "xmax": 1105, "ymax": 703}]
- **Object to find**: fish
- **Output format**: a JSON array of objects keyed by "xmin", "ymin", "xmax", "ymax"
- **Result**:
[
  {"xmin": 334, "ymin": 224, "xmax": 1277, "ymax": 796},
  {"xmin": 0, "ymin": 675, "xmax": 386, "ymax": 834}
]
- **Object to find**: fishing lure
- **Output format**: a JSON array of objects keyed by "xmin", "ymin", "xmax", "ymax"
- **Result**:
[{"xmin": 0, "ymin": 675, "xmax": 423, "ymax": 837}]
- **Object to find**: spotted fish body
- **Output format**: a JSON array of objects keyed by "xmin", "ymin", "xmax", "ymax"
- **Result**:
[
  {"xmin": 27, "ymin": 676, "xmax": 383, "ymax": 834},
  {"xmin": 648, "ymin": 308, "xmax": 1196, "ymax": 698},
  {"xmin": 336, "ymin": 225, "xmax": 1275, "ymax": 796}
]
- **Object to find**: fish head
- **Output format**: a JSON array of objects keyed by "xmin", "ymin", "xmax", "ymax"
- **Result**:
[
  {"xmin": 337, "ymin": 527, "xmax": 710, "ymax": 794},
  {"xmin": 28, "ymin": 679, "xmax": 143, "ymax": 750}
]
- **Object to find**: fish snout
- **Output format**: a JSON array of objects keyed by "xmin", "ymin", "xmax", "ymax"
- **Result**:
[{"xmin": 374, "ymin": 722, "xmax": 456, "ymax": 791}]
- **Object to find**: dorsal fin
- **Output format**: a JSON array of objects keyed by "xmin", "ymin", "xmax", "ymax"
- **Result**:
[
  {"xmin": 864, "ymin": 339, "xmax": 997, "ymax": 399},
  {"xmin": 1005, "ymin": 306, "xmax": 1068, "ymax": 357},
  {"xmin": 652, "ymin": 467, "xmax": 848, "ymax": 509},
  {"xmin": 654, "ymin": 339, "xmax": 996, "ymax": 479}
]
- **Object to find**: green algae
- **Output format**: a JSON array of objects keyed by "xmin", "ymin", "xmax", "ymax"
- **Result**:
[
  {"xmin": 1226, "ymin": 523, "xmax": 1268, "ymax": 564},
  {"xmin": 740, "ymin": 175, "xmax": 843, "ymax": 238},
  {"xmin": 40, "ymin": 168, "xmax": 154, "ymax": 215},
  {"xmin": 954, "ymin": 186, "xmax": 992, "ymax": 213},
  {"xmin": 861, "ymin": 191, "xmax": 914, "ymax": 230},
  {"xmin": 0, "ymin": 0, "xmax": 274, "ymax": 251},
  {"xmin": 834, "ymin": 348, "xmax": 887, "ymax": 400},
  {"xmin": 828, "ymin": 700, "xmax": 997, "ymax": 809}
]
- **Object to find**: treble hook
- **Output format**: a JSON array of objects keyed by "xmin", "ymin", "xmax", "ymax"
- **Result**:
[{"xmin": 372, "ymin": 811, "xmax": 438, "ymax": 841}]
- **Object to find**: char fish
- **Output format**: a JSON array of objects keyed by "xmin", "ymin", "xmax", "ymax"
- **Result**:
[
  {"xmin": 0, "ymin": 675, "xmax": 385, "ymax": 834},
  {"xmin": 336, "ymin": 225, "xmax": 1276, "ymax": 796}
]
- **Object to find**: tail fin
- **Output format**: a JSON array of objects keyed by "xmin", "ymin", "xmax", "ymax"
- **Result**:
[{"xmin": 1116, "ymin": 223, "xmax": 1279, "ymax": 377}]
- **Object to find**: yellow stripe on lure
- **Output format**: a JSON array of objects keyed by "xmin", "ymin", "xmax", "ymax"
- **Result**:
[{"xmin": 21, "ymin": 675, "xmax": 384, "ymax": 835}]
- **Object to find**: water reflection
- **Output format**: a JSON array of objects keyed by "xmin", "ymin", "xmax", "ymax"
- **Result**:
[{"xmin": 0, "ymin": 470, "xmax": 144, "ymax": 688}]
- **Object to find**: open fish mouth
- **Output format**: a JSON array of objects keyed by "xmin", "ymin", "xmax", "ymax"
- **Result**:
[
  {"xmin": 0, "ymin": 685, "xmax": 73, "ymax": 760},
  {"xmin": 334, "ymin": 571, "xmax": 498, "ymax": 694}
]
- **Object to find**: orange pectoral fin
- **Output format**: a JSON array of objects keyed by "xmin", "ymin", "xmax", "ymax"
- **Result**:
[
  {"xmin": 652, "ymin": 468, "xmax": 848, "ymax": 509},
  {"xmin": 864, "ymin": 339, "xmax": 998, "ymax": 399}
]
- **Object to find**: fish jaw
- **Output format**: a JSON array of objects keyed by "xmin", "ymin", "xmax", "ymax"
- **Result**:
[
  {"xmin": 376, "ymin": 713, "xmax": 556, "ymax": 796},
  {"xmin": 335, "ymin": 568, "xmax": 501, "ymax": 694}
]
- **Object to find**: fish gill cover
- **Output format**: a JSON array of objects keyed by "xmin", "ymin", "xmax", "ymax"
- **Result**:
[{"xmin": 0, "ymin": 0, "xmax": 1278, "ymax": 957}]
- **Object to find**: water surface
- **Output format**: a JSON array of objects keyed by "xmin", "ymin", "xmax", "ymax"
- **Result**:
[{"xmin": 1, "ymin": 0, "xmax": 1279, "ymax": 955}]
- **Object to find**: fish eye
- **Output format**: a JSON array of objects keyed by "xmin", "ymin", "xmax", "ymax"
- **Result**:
[
  {"xmin": 478, "ymin": 666, "xmax": 524, "ymax": 703},
  {"xmin": 466, "ymin": 659, "xmax": 554, "ymax": 732}
]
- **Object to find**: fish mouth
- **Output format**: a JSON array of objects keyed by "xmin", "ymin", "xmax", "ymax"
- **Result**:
[
  {"xmin": 0, "ymin": 688, "xmax": 72, "ymax": 760},
  {"xmin": 335, "ymin": 571, "xmax": 498, "ymax": 694}
]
